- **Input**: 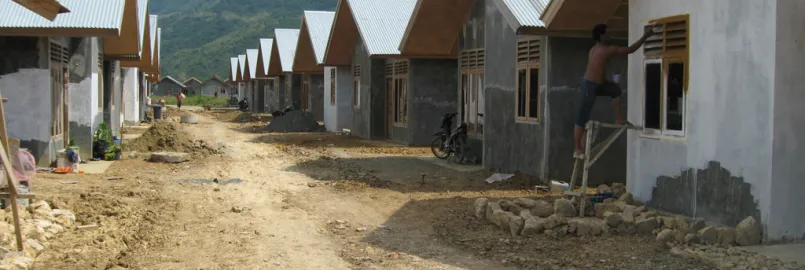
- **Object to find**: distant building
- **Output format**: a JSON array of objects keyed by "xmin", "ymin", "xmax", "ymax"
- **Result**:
[
  {"xmin": 152, "ymin": 76, "xmax": 187, "ymax": 96},
  {"xmin": 199, "ymin": 75, "xmax": 229, "ymax": 96},
  {"xmin": 182, "ymin": 77, "xmax": 202, "ymax": 95}
]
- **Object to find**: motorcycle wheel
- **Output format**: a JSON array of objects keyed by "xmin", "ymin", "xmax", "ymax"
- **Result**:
[
  {"xmin": 430, "ymin": 137, "xmax": 450, "ymax": 159},
  {"xmin": 454, "ymin": 135, "xmax": 469, "ymax": 164}
]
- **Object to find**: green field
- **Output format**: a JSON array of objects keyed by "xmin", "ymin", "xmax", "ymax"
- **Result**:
[{"xmin": 152, "ymin": 95, "xmax": 230, "ymax": 107}]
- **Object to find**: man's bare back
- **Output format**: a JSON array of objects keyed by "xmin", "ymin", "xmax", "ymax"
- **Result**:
[{"xmin": 584, "ymin": 43, "xmax": 613, "ymax": 84}]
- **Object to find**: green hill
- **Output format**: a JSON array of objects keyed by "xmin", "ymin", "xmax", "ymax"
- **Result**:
[{"xmin": 150, "ymin": 0, "xmax": 337, "ymax": 81}]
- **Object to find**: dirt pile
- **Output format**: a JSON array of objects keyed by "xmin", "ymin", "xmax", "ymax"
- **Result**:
[
  {"xmin": 125, "ymin": 122, "xmax": 220, "ymax": 155},
  {"xmin": 265, "ymin": 111, "xmax": 325, "ymax": 133}
]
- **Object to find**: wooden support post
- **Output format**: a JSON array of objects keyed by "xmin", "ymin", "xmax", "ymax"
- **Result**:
[{"xmin": 0, "ymin": 91, "xmax": 24, "ymax": 251}]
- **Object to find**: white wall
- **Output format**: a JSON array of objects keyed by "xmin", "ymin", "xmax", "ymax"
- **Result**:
[
  {"xmin": 627, "ymin": 0, "xmax": 776, "ymax": 233},
  {"xmin": 123, "ymin": 67, "xmax": 140, "ymax": 124},
  {"xmin": 0, "ymin": 69, "xmax": 52, "ymax": 143},
  {"xmin": 110, "ymin": 61, "xmax": 123, "ymax": 136},
  {"xmin": 91, "ymin": 37, "xmax": 103, "ymax": 134},
  {"xmin": 324, "ymin": 67, "xmax": 338, "ymax": 131}
]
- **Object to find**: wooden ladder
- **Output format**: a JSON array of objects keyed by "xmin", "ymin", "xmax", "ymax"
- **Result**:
[{"xmin": 565, "ymin": 121, "xmax": 642, "ymax": 217}]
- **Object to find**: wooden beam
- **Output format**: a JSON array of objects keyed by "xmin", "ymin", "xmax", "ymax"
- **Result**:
[
  {"xmin": 0, "ymin": 91, "xmax": 24, "ymax": 251},
  {"xmin": 12, "ymin": 0, "xmax": 70, "ymax": 21}
]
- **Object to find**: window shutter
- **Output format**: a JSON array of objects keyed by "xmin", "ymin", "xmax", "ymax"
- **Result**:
[
  {"xmin": 517, "ymin": 37, "xmax": 540, "ymax": 64},
  {"xmin": 644, "ymin": 17, "xmax": 688, "ymax": 57},
  {"xmin": 460, "ymin": 49, "xmax": 485, "ymax": 71}
]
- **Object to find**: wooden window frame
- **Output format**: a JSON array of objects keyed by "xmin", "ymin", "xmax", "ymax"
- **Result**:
[
  {"xmin": 386, "ymin": 60, "xmax": 409, "ymax": 127},
  {"xmin": 353, "ymin": 65, "xmax": 361, "ymax": 109},
  {"xmin": 515, "ymin": 37, "xmax": 541, "ymax": 123},
  {"xmin": 301, "ymin": 75, "xmax": 310, "ymax": 111},
  {"xmin": 50, "ymin": 40, "xmax": 69, "ymax": 139},
  {"xmin": 329, "ymin": 68, "xmax": 336, "ymax": 105},
  {"xmin": 460, "ymin": 49, "xmax": 485, "ymax": 136},
  {"xmin": 641, "ymin": 14, "xmax": 689, "ymax": 139},
  {"xmin": 98, "ymin": 53, "xmax": 103, "ymax": 109}
]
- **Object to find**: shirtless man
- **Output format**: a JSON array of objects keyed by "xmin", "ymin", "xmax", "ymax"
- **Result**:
[{"xmin": 574, "ymin": 24, "xmax": 654, "ymax": 158}]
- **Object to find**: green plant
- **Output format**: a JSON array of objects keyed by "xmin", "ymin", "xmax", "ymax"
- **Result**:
[
  {"xmin": 68, "ymin": 137, "xmax": 76, "ymax": 147},
  {"xmin": 93, "ymin": 122, "xmax": 113, "ymax": 143},
  {"xmin": 104, "ymin": 144, "xmax": 121, "ymax": 161}
]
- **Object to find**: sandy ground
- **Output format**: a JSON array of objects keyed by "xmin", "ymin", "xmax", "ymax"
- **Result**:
[{"xmin": 27, "ymin": 108, "xmax": 737, "ymax": 269}]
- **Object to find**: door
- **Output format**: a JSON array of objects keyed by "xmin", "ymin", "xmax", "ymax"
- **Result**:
[
  {"xmin": 62, "ymin": 67, "xmax": 69, "ymax": 145},
  {"xmin": 386, "ymin": 77, "xmax": 393, "ymax": 138}
]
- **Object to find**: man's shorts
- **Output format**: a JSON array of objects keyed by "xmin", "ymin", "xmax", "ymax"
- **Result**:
[
  {"xmin": 575, "ymin": 79, "xmax": 622, "ymax": 127},
  {"xmin": 177, "ymin": 101, "xmax": 182, "ymax": 108}
]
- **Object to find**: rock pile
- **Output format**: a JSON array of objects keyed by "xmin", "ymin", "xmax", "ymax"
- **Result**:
[{"xmin": 0, "ymin": 201, "xmax": 76, "ymax": 269}]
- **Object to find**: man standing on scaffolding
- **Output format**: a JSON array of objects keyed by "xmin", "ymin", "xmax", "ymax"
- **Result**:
[{"xmin": 574, "ymin": 24, "xmax": 654, "ymax": 158}]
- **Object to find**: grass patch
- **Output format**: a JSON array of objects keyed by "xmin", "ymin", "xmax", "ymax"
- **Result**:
[{"xmin": 153, "ymin": 96, "xmax": 229, "ymax": 107}]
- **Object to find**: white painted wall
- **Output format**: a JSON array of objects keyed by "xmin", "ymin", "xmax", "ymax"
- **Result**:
[
  {"xmin": 123, "ymin": 67, "xmax": 140, "ymax": 124},
  {"xmin": 110, "ymin": 61, "xmax": 123, "ymax": 136},
  {"xmin": 0, "ymin": 69, "xmax": 52, "ymax": 144},
  {"xmin": 91, "ymin": 37, "xmax": 103, "ymax": 134},
  {"xmin": 627, "ymin": 0, "xmax": 777, "ymax": 237},
  {"xmin": 324, "ymin": 67, "xmax": 338, "ymax": 131}
]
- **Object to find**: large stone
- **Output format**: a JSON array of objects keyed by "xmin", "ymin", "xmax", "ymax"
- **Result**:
[
  {"xmin": 660, "ymin": 216, "xmax": 677, "ymax": 229},
  {"xmin": 486, "ymin": 202, "xmax": 503, "ymax": 225},
  {"xmin": 519, "ymin": 209, "xmax": 533, "ymax": 219},
  {"xmin": 594, "ymin": 203, "xmax": 622, "ymax": 217},
  {"xmin": 507, "ymin": 205, "xmax": 525, "ymax": 216},
  {"xmin": 150, "ymin": 152, "xmax": 190, "ymax": 163},
  {"xmin": 522, "ymin": 217, "xmax": 546, "ymax": 236},
  {"xmin": 656, "ymin": 229, "xmax": 675, "ymax": 244},
  {"xmin": 604, "ymin": 211, "xmax": 623, "ymax": 227},
  {"xmin": 23, "ymin": 239, "xmax": 44, "ymax": 257},
  {"xmin": 513, "ymin": 198, "xmax": 537, "ymax": 209},
  {"xmin": 674, "ymin": 216, "xmax": 689, "ymax": 231},
  {"xmin": 618, "ymin": 192, "xmax": 634, "ymax": 204},
  {"xmin": 576, "ymin": 219, "xmax": 592, "ymax": 236},
  {"xmin": 736, "ymin": 216, "xmax": 762, "ymax": 246},
  {"xmin": 474, "ymin": 198, "xmax": 488, "ymax": 219},
  {"xmin": 611, "ymin": 183, "xmax": 626, "ymax": 197},
  {"xmin": 589, "ymin": 220, "xmax": 604, "ymax": 236},
  {"xmin": 673, "ymin": 230, "xmax": 687, "ymax": 243},
  {"xmin": 5, "ymin": 206, "xmax": 30, "ymax": 221},
  {"xmin": 530, "ymin": 200, "xmax": 554, "ymax": 218},
  {"xmin": 688, "ymin": 219, "xmax": 706, "ymax": 234},
  {"xmin": 509, "ymin": 215, "xmax": 525, "ymax": 237},
  {"xmin": 635, "ymin": 206, "xmax": 647, "ymax": 213},
  {"xmin": 28, "ymin": 201, "xmax": 51, "ymax": 212},
  {"xmin": 684, "ymin": 234, "xmax": 701, "ymax": 245},
  {"xmin": 698, "ymin": 226, "xmax": 718, "ymax": 245},
  {"xmin": 716, "ymin": 227, "xmax": 736, "ymax": 246},
  {"xmin": 636, "ymin": 217, "xmax": 658, "ymax": 235},
  {"xmin": 493, "ymin": 210, "xmax": 509, "ymax": 229},
  {"xmin": 553, "ymin": 199, "xmax": 576, "ymax": 218},
  {"xmin": 543, "ymin": 215, "xmax": 565, "ymax": 230},
  {"xmin": 596, "ymin": 184, "xmax": 612, "ymax": 194},
  {"xmin": 498, "ymin": 200, "xmax": 514, "ymax": 211},
  {"xmin": 621, "ymin": 205, "xmax": 637, "ymax": 223},
  {"xmin": 51, "ymin": 209, "xmax": 75, "ymax": 227}
]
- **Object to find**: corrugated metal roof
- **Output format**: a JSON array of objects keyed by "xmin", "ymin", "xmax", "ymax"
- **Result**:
[
  {"xmin": 136, "ymin": 0, "xmax": 149, "ymax": 52},
  {"xmin": 238, "ymin": 54, "xmax": 247, "ymax": 77},
  {"xmin": 346, "ymin": 0, "xmax": 416, "ymax": 56},
  {"xmin": 149, "ymin": 15, "xmax": 158, "ymax": 63},
  {"xmin": 302, "ymin": 11, "xmax": 335, "ymax": 64},
  {"xmin": 230, "ymin": 57, "xmax": 239, "ymax": 80},
  {"xmin": 274, "ymin": 29, "xmax": 300, "ymax": 73},
  {"xmin": 0, "ymin": 0, "xmax": 125, "ymax": 31},
  {"xmin": 246, "ymin": 49, "xmax": 258, "ymax": 79},
  {"xmin": 164, "ymin": 76, "xmax": 186, "ymax": 88},
  {"xmin": 259, "ymin": 38, "xmax": 273, "ymax": 75},
  {"xmin": 156, "ymin": 27, "xmax": 161, "ymax": 68},
  {"xmin": 501, "ymin": 0, "xmax": 548, "ymax": 28}
]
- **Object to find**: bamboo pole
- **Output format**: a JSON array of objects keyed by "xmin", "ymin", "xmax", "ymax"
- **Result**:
[{"xmin": 0, "ymin": 90, "xmax": 25, "ymax": 251}]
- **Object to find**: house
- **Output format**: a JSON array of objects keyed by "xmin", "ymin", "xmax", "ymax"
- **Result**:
[
  {"xmin": 183, "ymin": 77, "xmax": 202, "ymax": 95},
  {"xmin": 267, "ymin": 29, "xmax": 300, "ymax": 111},
  {"xmin": 118, "ymin": 0, "xmax": 152, "ymax": 126},
  {"xmin": 11, "ymin": 0, "xmax": 70, "ymax": 21},
  {"xmin": 0, "ymin": 0, "xmax": 126, "ymax": 164},
  {"xmin": 256, "ymin": 38, "xmax": 279, "ymax": 112},
  {"xmin": 140, "ymin": 19, "xmax": 162, "ymax": 119},
  {"xmin": 540, "ymin": 0, "xmax": 805, "ymax": 243},
  {"xmin": 293, "ymin": 11, "xmax": 334, "ymax": 123},
  {"xmin": 229, "ymin": 57, "xmax": 239, "ymax": 99},
  {"xmin": 323, "ymin": 0, "xmax": 458, "ymax": 146},
  {"xmin": 237, "ymin": 54, "xmax": 246, "ymax": 100},
  {"xmin": 244, "ymin": 48, "xmax": 259, "ymax": 112},
  {"xmin": 152, "ymin": 76, "xmax": 186, "ymax": 96},
  {"xmin": 199, "ymin": 75, "xmax": 229, "ymax": 97}
]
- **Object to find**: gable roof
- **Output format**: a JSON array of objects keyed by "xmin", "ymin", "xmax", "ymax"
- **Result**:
[
  {"xmin": 183, "ymin": 77, "xmax": 202, "ymax": 85},
  {"xmin": 201, "ymin": 75, "xmax": 226, "ymax": 86},
  {"xmin": 274, "ymin": 29, "xmax": 300, "ymax": 73},
  {"xmin": 230, "ymin": 57, "xmax": 239, "ymax": 81},
  {"xmin": 0, "ymin": 0, "xmax": 126, "ymax": 36},
  {"xmin": 397, "ymin": 0, "xmax": 472, "ymax": 58},
  {"xmin": 237, "ymin": 54, "xmax": 246, "ymax": 81},
  {"xmin": 246, "ymin": 48, "xmax": 259, "ymax": 80},
  {"xmin": 258, "ymin": 38, "xmax": 273, "ymax": 77},
  {"xmin": 11, "ymin": 0, "xmax": 70, "ymax": 21},
  {"xmin": 303, "ymin": 11, "xmax": 335, "ymax": 64},
  {"xmin": 495, "ymin": 0, "xmax": 547, "ymax": 33},
  {"xmin": 134, "ymin": 0, "xmax": 148, "ymax": 52},
  {"xmin": 161, "ymin": 76, "xmax": 186, "ymax": 88}
]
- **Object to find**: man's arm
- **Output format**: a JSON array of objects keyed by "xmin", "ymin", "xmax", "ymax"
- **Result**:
[{"xmin": 612, "ymin": 28, "xmax": 655, "ymax": 55}]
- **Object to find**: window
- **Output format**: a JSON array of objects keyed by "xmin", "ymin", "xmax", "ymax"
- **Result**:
[
  {"xmin": 50, "ymin": 41, "xmax": 69, "ymax": 138},
  {"xmin": 386, "ymin": 60, "xmax": 408, "ymax": 125},
  {"xmin": 353, "ymin": 65, "xmax": 361, "ymax": 108},
  {"xmin": 642, "ymin": 15, "xmax": 689, "ymax": 137},
  {"xmin": 515, "ymin": 37, "xmax": 540, "ymax": 122},
  {"xmin": 98, "ymin": 53, "xmax": 103, "ymax": 108},
  {"xmin": 330, "ymin": 69, "xmax": 336, "ymax": 105},
  {"xmin": 460, "ymin": 49, "xmax": 485, "ymax": 135},
  {"xmin": 301, "ymin": 75, "xmax": 310, "ymax": 111}
]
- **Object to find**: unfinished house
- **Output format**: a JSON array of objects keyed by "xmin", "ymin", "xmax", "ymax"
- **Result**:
[
  {"xmin": 183, "ymin": 77, "xmax": 201, "ymax": 95},
  {"xmin": 199, "ymin": 76, "xmax": 228, "ymax": 97},
  {"xmin": 229, "ymin": 57, "xmax": 239, "ymax": 100},
  {"xmin": 542, "ymin": 0, "xmax": 805, "ymax": 243},
  {"xmin": 267, "ymin": 29, "xmax": 300, "ymax": 110},
  {"xmin": 237, "ymin": 54, "xmax": 246, "ymax": 100},
  {"xmin": 152, "ymin": 76, "xmax": 186, "ymax": 96},
  {"xmin": 324, "ymin": 0, "xmax": 458, "ymax": 145},
  {"xmin": 118, "ymin": 0, "xmax": 152, "ymax": 126},
  {"xmin": 0, "ymin": 0, "xmax": 125, "ymax": 164},
  {"xmin": 256, "ymin": 38, "xmax": 279, "ymax": 112},
  {"xmin": 244, "ymin": 48, "xmax": 259, "ymax": 112},
  {"xmin": 292, "ymin": 11, "xmax": 334, "ymax": 121},
  {"xmin": 140, "ymin": 23, "xmax": 161, "ymax": 120}
]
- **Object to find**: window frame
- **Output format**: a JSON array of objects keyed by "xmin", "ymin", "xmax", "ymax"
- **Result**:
[
  {"xmin": 329, "ymin": 68, "xmax": 336, "ymax": 105},
  {"xmin": 353, "ymin": 65, "xmax": 361, "ymax": 109},
  {"xmin": 301, "ymin": 75, "xmax": 310, "ymax": 111},
  {"xmin": 460, "ymin": 48, "xmax": 485, "ymax": 136},
  {"xmin": 386, "ymin": 60, "xmax": 409, "ymax": 127},
  {"xmin": 514, "ymin": 37, "xmax": 541, "ymax": 123}
]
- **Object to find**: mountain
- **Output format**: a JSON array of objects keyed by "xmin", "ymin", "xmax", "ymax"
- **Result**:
[{"xmin": 150, "ymin": 0, "xmax": 337, "ymax": 81}]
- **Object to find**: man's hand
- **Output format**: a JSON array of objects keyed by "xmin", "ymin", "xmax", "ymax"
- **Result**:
[{"xmin": 644, "ymin": 26, "xmax": 656, "ymax": 37}]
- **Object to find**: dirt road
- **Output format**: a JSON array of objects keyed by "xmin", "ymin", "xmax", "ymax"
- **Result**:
[{"xmin": 28, "ymin": 109, "xmax": 739, "ymax": 269}]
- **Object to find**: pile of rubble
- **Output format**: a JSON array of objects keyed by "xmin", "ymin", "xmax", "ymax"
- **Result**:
[
  {"xmin": 0, "ymin": 201, "xmax": 76, "ymax": 269},
  {"xmin": 473, "ymin": 183, "xmax": 762, "ymax": 247}
]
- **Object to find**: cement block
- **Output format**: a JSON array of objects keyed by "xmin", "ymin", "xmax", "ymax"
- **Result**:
[{"xmin": 150, "ymin": 152, "xmax": 190, "ymax": 163}]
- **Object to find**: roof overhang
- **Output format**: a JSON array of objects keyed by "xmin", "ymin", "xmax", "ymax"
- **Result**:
[
  {"xmin": 142, "ymin": 27, "xmax": 160, "ymax": 74},
  {"xmin": 229, "ymin": 57, "xmax": 238, "ymax": 81},
  {"xmin": 322, "ymin": 0, "xmax": 358, "ymax": 66},
  {"xmin": 103, "ymin": 0, "xmax": 141, "ymax": 59},
  {"xmin": 12, "ymin": 0, "xmax": 70, "ymax": 21},
  {"xmin": 267, "ymin": 39, "xmax": 285, "ymax": 76},
  {"xmin": 0, "ymin": 26, "xmax": 118, "ymax": 36},
  {"xmin": 236, "ymin": 54, "xmax": 246, "ymax": 81},
  {"xmin": 398, "ymin": 0, "xmax": 470, "ymax": 58},
  {"xmin": 540, "ymin": 0, "xmax": 628, "ymax": 36},
  {"xmin": 245, "ymin": 49, "xmax": 258, "ymax": 81},
  {"xmin": 119, "ymin": 10, "xmax": 151, "ymax": 67},
  {"xmin": 256, "ymin": 39, "xmax": 273, "ymax": 78},
  {"xmin": 293, "ymin": 18, "xmax": 324, "ymax": 73}
]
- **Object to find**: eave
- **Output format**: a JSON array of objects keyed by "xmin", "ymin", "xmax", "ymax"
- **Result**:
[
  {"xmin": 398, "ymin": 0, "xmax": 473, "ymax": 58},
  {"xmin": 103, "ymin": 0, "xmax": 141, "ymax": 59},
  {"xmin": 12, "ymin": 0, "xmax": 70, "ymax": 21},
  {"xmin": 322, "ymin": 0, "xmax": 358, "ymax": 66}
]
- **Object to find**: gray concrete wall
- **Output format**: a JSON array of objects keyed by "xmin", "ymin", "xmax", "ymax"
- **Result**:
[
  {"xmin": 351, "ymin": 38, "xmax": 386, "ymax": 139},
  {"xmin": 123, "ymin": 67, "xmax": 140, "ymax": 124},
  {"xmin": 628, "ymin": 0, "xmax": 776, "ymax": 240},
  {"xmin": 543, "ymin": 37, "xmax": 628, "ymax": 185},
  {"xmin": 771, "ymin": 0, "xmax": 805, "ymax": 242},
  {"xmin": 265, "ymin": 78, "xmax": 278, "ymax": 112},
  {"xmin": 110, "ymin": 60, "xmax": 122, "ymax": 136},
  {"xmin": 0, "ymin": 36, "xmax": 54, "ymax": 166},
  {"xmin": 308, "ymin": 74, "xmax": 324, "ymax": 121},
  {"xmin": 278, "ymin": 75, "xmax": 288, "ymax": 109},
  {"xmin": 291, "ymin": 74, "xmax": 303, "ymax": 109},
  {"xmin": 482, "ymin": 1, "xmax": 544, "ymax": 176},
  {"xmin": 152, "ymin": 80, "xmax": 183, "ymax": 96},
  {"xmin": 457, "ymin": 0, "xmax": 485, "ymax": 163},
  {"xmin": 199, "ymin": 80, "xmax": 227, "ymax": 97},
  {"xmin": 323, "ymin": 67, "xmax": 338, "ymax": 131},
  {"xmin": 67, "ymin": 37, "xmax": 100, "ymax": 160},
  {"xmin": 323, "ymin": 66, "xmax": 353, "ymax": 132},
  {"xmin": 407, "ymin": 59, "xmax": 459, "ymax": 146}
]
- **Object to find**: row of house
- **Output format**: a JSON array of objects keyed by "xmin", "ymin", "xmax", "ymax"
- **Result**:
[
  {"xmin": 0, "ymin": 0, "xmax": 163, "ymax": 165},
  {"xmin": 225, "ymin": 0, "xmax": 803, "ymax": 243},
  {"xmin": 150, "ymin": 75, "xmax": 235, "ymax": 97}
]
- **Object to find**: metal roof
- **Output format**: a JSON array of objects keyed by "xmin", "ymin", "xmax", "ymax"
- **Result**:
[
  {"xmin": 259, "ymin": 38, "xmax": 273, "ymax": 75},
  {"xmin": 238, "ymin": 54, "xmax": 247, "ymax": 77},
  {"xmin": 163, "ymin": 76, "xmax": 186, "ymax": 88},
  {"xmin": 135, "ymin": 0, "xmax": 148, "ymax": 52},
  {"xmin": 246, "ymin": 49, "xmax": 259, "ymax": 79},
  {"xmin": 501, "ymin": 0, "xmax": 548, "ymax": 28},
  {"xmin": 274, "ymin": 29, "xmax": 300, "ymax": 73},
  {"xmin": 346, "ymin": 0, "xmax": 416, "ymax": 56},
  {"xmin": 0, "ymin": 0, "xmax": 125, "ymax": 31},
  {"xmin": 149, "ymin": 15, "xmax": 158, "ymax": 64},
  {"xmin": 230, "ymin": 57, "xmax": 239, "ymax": 81},
  {"xmin": 156, "ymin": 27, "xmax": 161, "ymax": 68},
  {"xmin": 302, "ymin": 11, "xmax": 335, "ymax": 64}
]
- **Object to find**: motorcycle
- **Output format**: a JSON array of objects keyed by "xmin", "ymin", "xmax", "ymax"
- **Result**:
[
  {"xmin": 238, "ymin": 99, "xmax": 249, "ymax": 112},
  {"xmin": 272, "ymin": 105, "xmax": 296, "ymax": 117},
  {"xmin": 430, "ymin": 112, "xmax": 470, "ymax": 163}
]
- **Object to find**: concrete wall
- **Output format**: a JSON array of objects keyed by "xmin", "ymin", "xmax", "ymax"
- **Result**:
[
  {"xmin": 400, "ymin": 59, "xmax": 459, "ymax": 146},
  {"xmin": 0, "ymin": 36, "xmax": 55, "ymax": 165},
  {"xmin": 69, "ymin": 37, "xmax": 103, "ymax": 160},
  {"xmin": 123, "ymin": 68, "xmax": 140, "ymax": 124},
  {"xmin": 350, "ymin": 38, "xmax": 386, "ymax": 139},
  {"xmin": 770, "ymin": 0, "xmax": 805, "ymax": 242},
  {"xmin": 152, "ymin": 79, "xmax": 183, "ymax": 96},
  {"xmin": 265, "ymin": 78, "xmax": 278, "ymax": 112},
  {"xmin": 457, "ymin": 0, "xmax": 485, "ymax": 163},
  {"xmin": 199, "ymin": 80, "xmax": 227, "ymax": 97},
  {"xmin": 291, "ymin": 74, "xmax": 302, "ymax": 109},
  {"xmin": 628, "ymin": 0, "xmax": 776, "ymax": 239},
  {"xmin": 308, "ymin": 74, "xmax": 324, "ymax": 121},
  {"xmin": 109, "ymin": 61, "xmax": 122, "ymax": 136},
  {"xmin": 324, "ymin": 67, "xmax": 337, "ymax": 131},
  {"xmin": 324, "ymin": 66, "xmax": 353, "ymax": 132},
  {"xmin": 278, "ymin": 76, "xmax": 288, "ymax": 109}
]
